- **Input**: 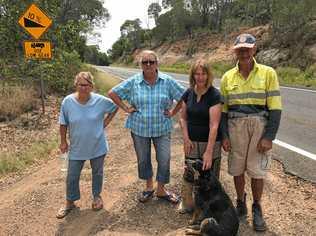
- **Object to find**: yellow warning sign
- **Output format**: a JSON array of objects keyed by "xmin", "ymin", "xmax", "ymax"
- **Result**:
[
  {"xmin": 24, "ymin": 41, "xmax": 52, "ymax": 59},
  {"xmin": 18, "ymin": 4, "xmax": 52, "ymax": 39}
]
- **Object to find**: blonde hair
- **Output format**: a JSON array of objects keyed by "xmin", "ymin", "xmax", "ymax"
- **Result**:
[
  {"xmin": 139, "ymin": 50, "xmax": 159, "ymax": 64},
  {"xmin": 189, "ymin": 59, "xmax": 213, "ymax": 89},
  {"xmin": 74, "ymin": 71, "xmax": 94, "ymax": 86}
]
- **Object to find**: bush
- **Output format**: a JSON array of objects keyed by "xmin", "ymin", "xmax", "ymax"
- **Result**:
[
  {"xmin": 1, "ymin": 50, "xmax": 83, "ymax": 95},
  {"xmin": 277, "ymin": 66, "xmax": 316, "ymax": 88},
  {"xmin": 37, "ymin": 50, "xmax": 82, "ymax": 95}
]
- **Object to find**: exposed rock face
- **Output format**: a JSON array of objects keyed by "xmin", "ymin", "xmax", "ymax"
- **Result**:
[
  {"xmin": 308, "ymin": 44, "xmax": 316, "ymax": 61},
  {"xmin": 131, "ymin": 25, "xmax": 315, "ymax": 67},
  {"xmin": 256, "ymin": 48, "xmax": 290, "ymax": 66}
]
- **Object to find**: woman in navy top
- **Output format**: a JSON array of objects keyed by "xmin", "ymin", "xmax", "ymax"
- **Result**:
[{"xmin": 178, "ymin": 59, "xmax": 222, "ymax": 213}]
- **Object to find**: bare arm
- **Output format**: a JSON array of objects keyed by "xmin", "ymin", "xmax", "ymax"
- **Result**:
[
  {"xmin": 202, "ymin": 104, "xmax": 222, "ymax": 170},
  {"xmin": 164, "ymin": 100, "xmax": 183, "ymax": 117},
  {"xmin": 59, "ymin": 125, "xmax": 68, "ymax": 153},
  {"xmin": 103, "ymin": 107, "xmax": 119, "ymax": 128},
  {"xmin": 179, "ymin": 102, "xmax": 194, "ymax": 156},
  {"xmin": 108, "ymin": 90, "xmax": 136, "ymax": 114}
]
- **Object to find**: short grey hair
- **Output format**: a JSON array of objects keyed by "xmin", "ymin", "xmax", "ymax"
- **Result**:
[
  {"xmin": 139, "ymin": 50, "xmax": 159, "ymax": 64},
  {"xmin": 74, "ymin": 71, "xmax": 94, "ymax": 86}
]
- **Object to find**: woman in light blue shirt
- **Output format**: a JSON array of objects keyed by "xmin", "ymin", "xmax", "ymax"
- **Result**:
[
  {"xmin": 56, "ymin": 72, "xmax": 117, "ymax": 219},
  {"xmin": 108, "ymin": 50, "xmax": 185, "ymax": 204}
]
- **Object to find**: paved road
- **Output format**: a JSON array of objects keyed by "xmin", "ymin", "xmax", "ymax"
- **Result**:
[{"xmin": 97, "ymin": 66, "xmax": 316, "ymax": 183}]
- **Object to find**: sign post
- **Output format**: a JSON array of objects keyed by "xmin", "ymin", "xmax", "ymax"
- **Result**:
[{"xmin": 18, "ymin": 3, "xmax": 53, "ymax": 114}]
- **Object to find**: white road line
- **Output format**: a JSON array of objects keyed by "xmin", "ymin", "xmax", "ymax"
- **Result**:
[
  {"xmin": 103, "ymin": 67, "xmax": 316, "ymax": 161},
  {"xmin": 273, "ymin": 140, "xmax": 316, "ymax": 161},
  {"xmin": 280, "ymin": 86, "xmax": 316, "ymax": 93}
]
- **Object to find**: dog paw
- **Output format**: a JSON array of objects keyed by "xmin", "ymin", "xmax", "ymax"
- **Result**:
[{"xmin": 185, "ymin": 228, "xmax": 201, "ymax": 235}]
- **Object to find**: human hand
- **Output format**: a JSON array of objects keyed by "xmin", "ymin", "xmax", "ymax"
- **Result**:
[
  {"xmin": 257, "ymin": 138, "xmax": 272, "ymax": 153},
  {"xmin": 125, "ymin": 106, "xmax": 137, "ymax": 114},
  {"xmin": 59, "ymin": 142, "xmax": 68, "ymax": 154},
  {"xmin": 164, "ymin": 109, "xmax": 174, "ymax": 117},
  {"xmin": 222, "ymin": 138, "xmax": 231, "ymax": 152},
  {"xmin": 184, "ymin": 138, "xmax": 194, "ymax": 156},
  {"xmin": 202, "ymin": 152, "xmax": 213, "ymax": 170}
]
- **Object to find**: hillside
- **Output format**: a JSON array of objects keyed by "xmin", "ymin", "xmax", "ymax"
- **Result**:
[{"xmin": 131, "ymin": 25, "xmax": 316, "ymax": 69}]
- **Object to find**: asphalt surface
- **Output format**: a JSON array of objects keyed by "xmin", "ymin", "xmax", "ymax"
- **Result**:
[{"xmin": 97, "ymin": 66, "xmax": 316, "ymax": 183}]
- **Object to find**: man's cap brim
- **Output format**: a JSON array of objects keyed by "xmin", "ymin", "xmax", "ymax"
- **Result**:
[{"xmin": 233, "ymin": 43, "xmax": 255, "ymax": 49}]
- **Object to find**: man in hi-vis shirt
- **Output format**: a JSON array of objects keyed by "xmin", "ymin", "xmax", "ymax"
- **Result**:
[{"xmin": 221, "ymin": 33, "xmax": 282, "ymax": 232}]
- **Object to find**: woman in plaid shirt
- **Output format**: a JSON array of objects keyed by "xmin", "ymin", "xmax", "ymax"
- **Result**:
[{"xmin": 108, "ymin": 50, "xmax": 185, "ymax": 204}]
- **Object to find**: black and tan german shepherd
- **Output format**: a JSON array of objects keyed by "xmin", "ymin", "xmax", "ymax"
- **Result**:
[{"xmin": 184, "ymin": 159, "xmax": 239, "ymax": 236}]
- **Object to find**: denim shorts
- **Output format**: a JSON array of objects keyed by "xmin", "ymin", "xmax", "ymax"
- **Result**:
[{"xmin": 131, "ymin": 132, "xmax": 171, "ymax": 184}]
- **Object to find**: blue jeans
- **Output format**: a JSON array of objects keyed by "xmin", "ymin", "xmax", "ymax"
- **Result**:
[
  {"xmin": 66, "ymin": 155, "xmax": 105, "ymax": 201},
  {"xmin": 131, "ymin": 132, "xmax": 171, "ymax": 184}
]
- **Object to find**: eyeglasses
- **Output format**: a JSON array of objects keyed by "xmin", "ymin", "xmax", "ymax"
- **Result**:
[{"xmin": 141, "ymin": 60, "xmax": 156, "ymax": 65}]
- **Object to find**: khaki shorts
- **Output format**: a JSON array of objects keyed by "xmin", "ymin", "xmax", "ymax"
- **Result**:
[
  {"xmin": 228, "ymin": 116, "xmax": 271, "ymax": 179},
  {"xmin": 185, "ymin": 141, "xmax": 221, "ymax": 179}
]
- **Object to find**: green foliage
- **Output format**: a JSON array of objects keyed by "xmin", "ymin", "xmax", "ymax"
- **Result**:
[
  {"xmin": 159, "ymin": 63, "xmax": 190, "ymax": 74},
  {"xmin": 211, "ymin": 61, "xmax": 234, "ymax": 77},
  {"xmin": 84, "ymin": 45, "xmax": 110, "ymax": 66},
  {"xmin": 0, "ymin": 0, "xmax": 110, "ymax": 94},
  {"xmin": 277, "ymin": 66, "xmax": 316, "ymax": 88},
  {"xmin": 93, "ymin": 70, "xmax": 121, "ymax": 95},
  {"xmin": 110, "ymin": 0, "xmax": 316, "ymax": 72},
  {"xmin": 148, "ymin": 2, "xmax": 162, "ymax": 25}
]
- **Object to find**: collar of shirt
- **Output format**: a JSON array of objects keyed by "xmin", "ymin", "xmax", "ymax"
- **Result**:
[{"xmin": 136, "ymin": 71, "xmax": 167, "ymax": 85}]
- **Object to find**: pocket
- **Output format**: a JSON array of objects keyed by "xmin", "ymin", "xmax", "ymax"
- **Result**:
[
  {"xmin": 226, "ymin": 84, "xmax": 239, "ymax": 91},
  {"xmin": 251, "ymin": 79, "xmax": 266, "ymax": 91},
  {"xmin": 260, "ymin": 154, "xmax": 271, "ymax": 170}
]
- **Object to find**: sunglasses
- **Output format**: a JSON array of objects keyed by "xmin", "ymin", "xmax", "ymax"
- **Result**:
[{"xmin": 141, "ymin": 60, "xmax": 156, "ymax": 65}]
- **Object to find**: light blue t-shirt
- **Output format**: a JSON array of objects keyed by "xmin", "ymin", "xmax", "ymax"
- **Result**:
[{"xmin": 59, "ymin": 93, "xmax": 117, "ymax": 160}]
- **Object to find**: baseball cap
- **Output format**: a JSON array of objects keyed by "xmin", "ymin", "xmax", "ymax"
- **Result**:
[{"xmin": 233, "ymin": 33, "xmax": 256, "ymax": 49}]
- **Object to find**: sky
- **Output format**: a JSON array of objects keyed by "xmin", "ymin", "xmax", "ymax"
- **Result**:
[{"xmin": 87, "ymin": 0, "xmax": 156, "ymax": 53}]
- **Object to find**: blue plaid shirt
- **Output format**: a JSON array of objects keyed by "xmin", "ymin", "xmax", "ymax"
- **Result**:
[{"xmin": 112, "ymin": 71, "xmax": 185, "ymax": 137}]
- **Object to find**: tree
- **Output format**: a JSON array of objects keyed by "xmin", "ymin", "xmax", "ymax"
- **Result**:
[
  {"xmin": 148, "ymin": 2, "xmax": 162, "ymax": 26},
  {"xmin": 120, "ymin": 19, "xmax": 143, "ymax": 50},
  {"xmin": 0, "ymin": 0, "xmax": 110, "ymax": 93},
  {"xmin": 84, "ymin": 45, "xmax": 110, "ymax": 66}
]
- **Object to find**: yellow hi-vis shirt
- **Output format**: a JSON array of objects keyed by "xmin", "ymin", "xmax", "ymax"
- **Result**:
[{"xmin": 220, "ymin": 59, "xmax": 282, "ymax": 114}]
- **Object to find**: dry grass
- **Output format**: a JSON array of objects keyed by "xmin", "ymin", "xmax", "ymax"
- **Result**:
[
  {"xmin": 0, "ymin": 83, "xmax": 38, "ymax": 120},
  {"xmin": 0, "ymin": 138, "xmax": 58, "ymax": 176}
]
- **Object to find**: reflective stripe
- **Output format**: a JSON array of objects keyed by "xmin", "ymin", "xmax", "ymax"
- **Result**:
[
  {"xmin": 227, "ymin": 92, "xmax": 266, "ymax": 100},
  {"xmin": 266, "ymin": 90, "xmax": 280, "ymax": 97},
  {"xmin": 227, "ymin": 90, "xmax": 280, "ymax": 101}
]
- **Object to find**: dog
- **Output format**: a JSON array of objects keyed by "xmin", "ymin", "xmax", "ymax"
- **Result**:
[{"xmin": 184, "ymin": 159, "xmax": 239, "ymax": 236}]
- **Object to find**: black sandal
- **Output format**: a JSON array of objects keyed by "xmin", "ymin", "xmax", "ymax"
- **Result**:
[
  {"xmin": 157, "ymin": 192, "xmax": 180, "ymax": 204},
  {"xmin": 138, "ymin": 190, "xmax": 155, "ymax": 203}
]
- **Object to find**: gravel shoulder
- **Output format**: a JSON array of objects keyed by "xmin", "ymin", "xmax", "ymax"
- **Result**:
[{"xmin": 0, "ymin": 109, "xmax": 315, "ymax": 236}]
